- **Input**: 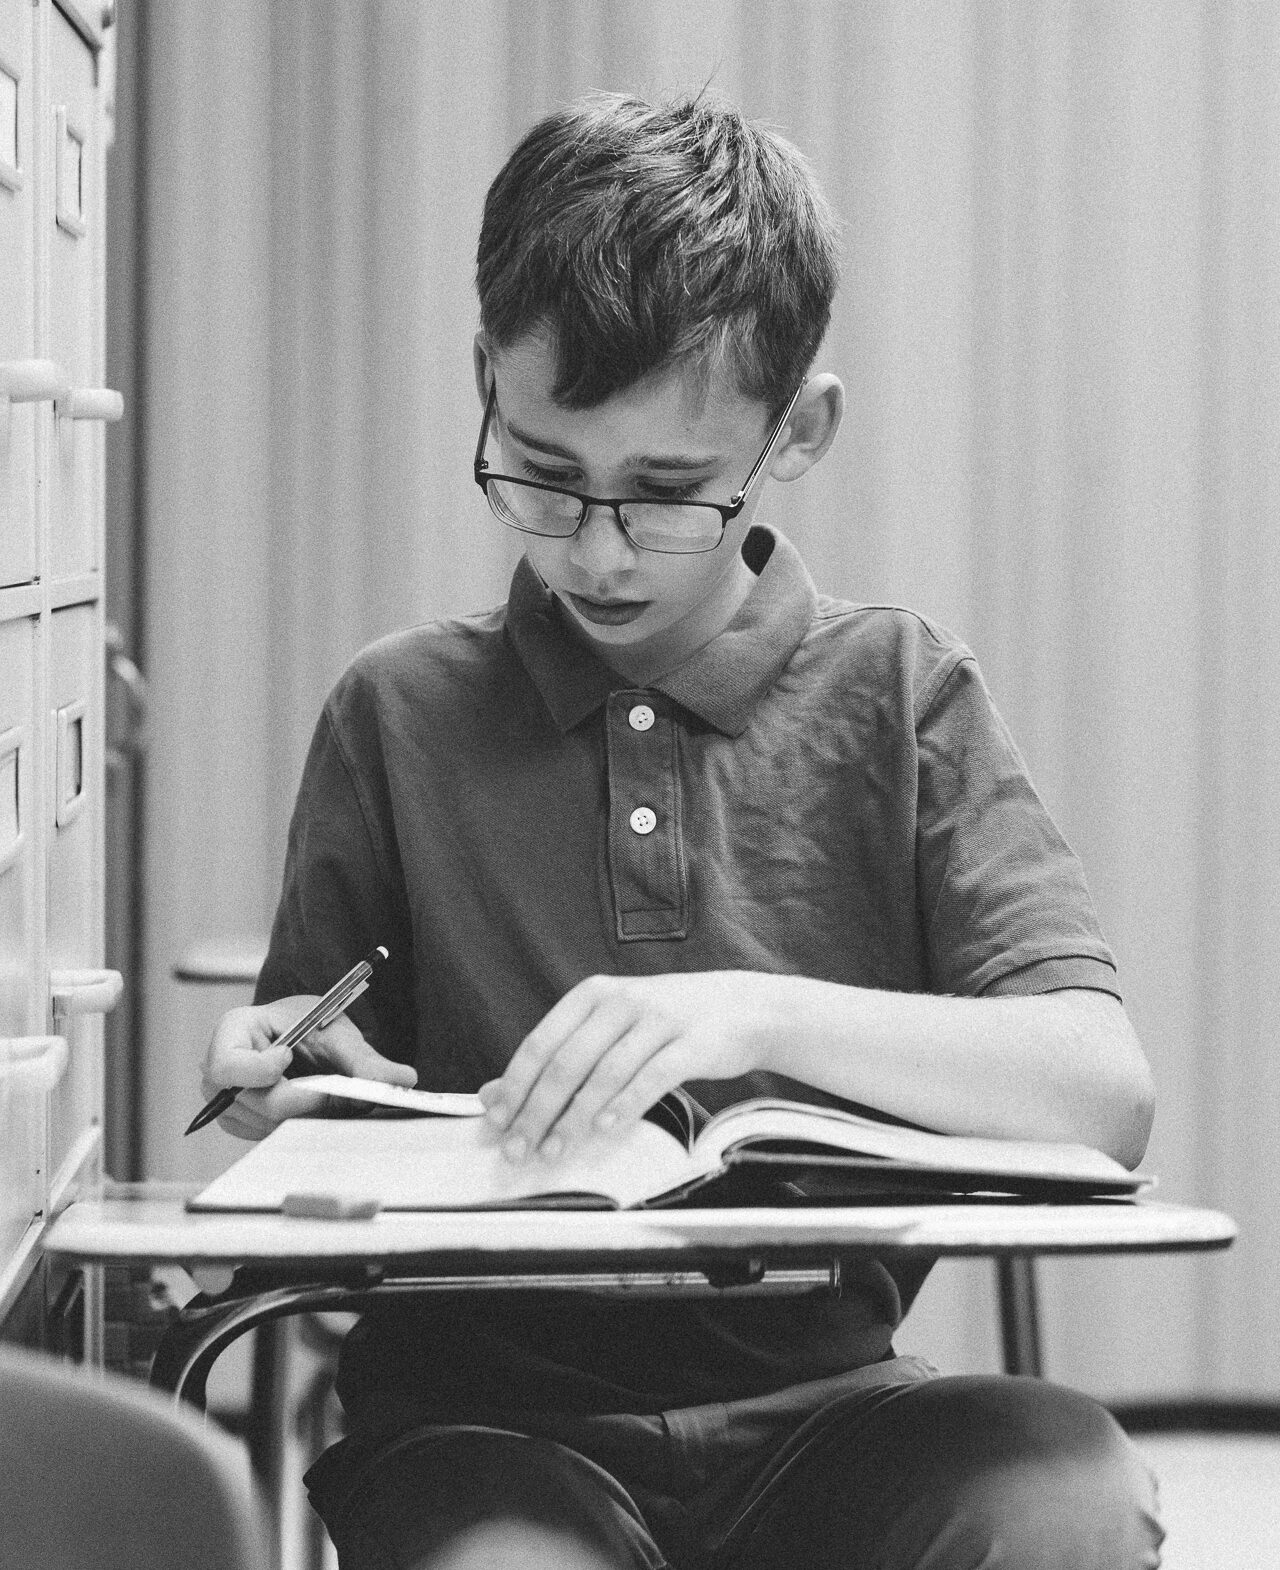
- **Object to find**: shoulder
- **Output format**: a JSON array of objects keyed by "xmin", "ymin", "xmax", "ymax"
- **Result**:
[
  {"xmin": 800, "ymin": 596, "xmax": 977, "ymax": 722},
  {"xmin": 327, "ymin": 604, "xmax": 511, "ymax": 715},
  {"xmin": 310, "ymin": 604, "xmax": 531, "ymax": 774}
]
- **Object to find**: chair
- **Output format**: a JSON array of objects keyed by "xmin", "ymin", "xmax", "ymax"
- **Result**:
[{"xmin": 0, "ymin": 1344, "xmax": 273, "ymax": 1570}]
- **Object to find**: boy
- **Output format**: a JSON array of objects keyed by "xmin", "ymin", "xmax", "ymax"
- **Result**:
[{"xmin": 202, "ymin": 94, "xmax": 1161, "ymax": 1569}]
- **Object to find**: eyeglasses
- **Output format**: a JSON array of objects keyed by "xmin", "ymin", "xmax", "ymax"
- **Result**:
[{"xmin": 473, "ymin": 380, "xmax": 803, "ymax": 556}]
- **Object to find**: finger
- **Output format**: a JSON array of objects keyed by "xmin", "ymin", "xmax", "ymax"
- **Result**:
[
  {"xmin": 204, "ymin": 999, "xmax": 318, "ymax": 1087},
  {"xmin": 291, "ymin": 1012, "xmax": 416, "ymax": 1087},
  {"xmin": 205, "ymin": 1043, "xmax": 294, "ymax": 1095},
  {"xmin": 486, "ymin": 978, "xmax": 614, "ymax": 1131},
  {"xmin": 239, "ymin": 1080, "xmax": 336, "ymax": 1123},
  {"xmin": 217, "ymin": 1108, "xmax": 272, "ymax": 1141},
  {"xmin": 326, "ymin": 1032, "xmax": 418, "ymax": 1087},
  {"xmin": 500, "ymin": 998, "xmax": 638, "ymax": 1160},
  {"xmin": 588, "ymin": 1041, "xmax": 690, "ymax": 1137},
  {"xmin": 545, "ymin": 1018, "xmax": 679, "ymax": 1153},
  {"xmin": 215, "ymin": 1095, "xmax": 278, "ymax": 1141}
]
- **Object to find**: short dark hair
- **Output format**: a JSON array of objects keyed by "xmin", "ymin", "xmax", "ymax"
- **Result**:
[{"xmin": 476, "ymin": 92, "xmax": 840, "ymax": 413}]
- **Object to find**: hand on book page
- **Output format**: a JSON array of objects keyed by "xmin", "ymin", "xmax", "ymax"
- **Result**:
[{"xmin": 479, "ymin": 971, "xmax": 766, "ymax": 1164}]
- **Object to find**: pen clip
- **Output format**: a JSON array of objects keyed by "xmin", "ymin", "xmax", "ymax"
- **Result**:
[{"xmin": 316, "ymin": 976, "xmax": 370, "ymax": 1028}]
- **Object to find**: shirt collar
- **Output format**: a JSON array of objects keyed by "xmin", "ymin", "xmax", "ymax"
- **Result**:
[{"xmin": 504, "ymin": 526, "xmax": 818, "ymax": 738}]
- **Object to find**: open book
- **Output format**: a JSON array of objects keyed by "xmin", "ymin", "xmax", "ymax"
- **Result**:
[{"xmin": 190, "ymin": 1078, "xmax": 1150, "ymax": 1213}]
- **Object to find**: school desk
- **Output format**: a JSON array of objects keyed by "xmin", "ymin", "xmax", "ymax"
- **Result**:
[{"xmin": 44, "ymin": 1184, "xmax": 1236, "ymax": 1397}]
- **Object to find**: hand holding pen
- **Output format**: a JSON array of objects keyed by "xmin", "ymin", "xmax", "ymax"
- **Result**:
[{"xmin": 187, "ymin": 946, "xmax": 395, "ymax": 1135}]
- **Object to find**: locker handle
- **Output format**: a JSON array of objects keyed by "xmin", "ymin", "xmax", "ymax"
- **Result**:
[
  {"xmin": 50, "ymin": 969, "xmax": 124, "ymax": 1018},
  {"xmin": 60, "ymin": 388, "xmax": 125, "ymax": 422},
  {"xmin": 172, "ymin": 946, "xmax": 265, "ymax": 986},
  {"xmin": 0, "ymin": 359, "xmax": 71, "ymax": 403},
  {"xmin": 0, "ymin": 1036, "xmax": 70, "ymax": 1092}
]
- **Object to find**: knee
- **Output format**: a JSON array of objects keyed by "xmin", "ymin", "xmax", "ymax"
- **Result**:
[
  {"xmin": 425, "ymin": 1519, "xmax": 625, "ymax": 1570},
  {"xmin": 905, "ymin": 1376, "xmax": 1163, "ymax": 1569},
  {"xmin": 318, "ymin": 1428, "xmax": 657, "ymax": 1570}
]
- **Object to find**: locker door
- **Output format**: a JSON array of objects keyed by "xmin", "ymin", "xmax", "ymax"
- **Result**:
[
  {"xmin": 0, "ymin": 614, "xmax": 39, "ymax": 1038},
  {"xmin": 46, "ymin": 600, "xmax": 103, "ymax": 1197},
  {"xmin": 0, "ymin": 0, "xmax": 38, "ymax": 587},
  {"xmin": 0, "ymin": 1035, "xmax": 65, "ymax": 1276},
  {"xmin": 46, "ymin": 5, "xmax": 99, "ymax": 581}
]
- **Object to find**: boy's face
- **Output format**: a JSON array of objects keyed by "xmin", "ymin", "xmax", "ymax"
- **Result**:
[{"xmin": 474, "ymin": 332, "xmax": 798, "ymax": 681}]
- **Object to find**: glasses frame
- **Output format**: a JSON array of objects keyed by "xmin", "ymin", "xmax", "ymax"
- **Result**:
[{"xmin": 473, "ymin": 379, "xmax": 804, "ymax": 555}]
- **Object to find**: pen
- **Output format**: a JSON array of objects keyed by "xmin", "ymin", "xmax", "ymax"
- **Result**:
[{"xmin": 184, "ymin": 945, "xmax": 390, "ymax": 1135}]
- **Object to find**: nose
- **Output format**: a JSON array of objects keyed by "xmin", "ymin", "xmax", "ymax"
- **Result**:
[{"xmin": 569, "ymin": 503, "xmax": 638, "ymax": 577}]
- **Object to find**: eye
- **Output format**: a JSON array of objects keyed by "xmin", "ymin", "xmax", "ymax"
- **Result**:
[
  {"xmin": 635, "ymin": 479, "xmax": 706, "ymax": 503},
  {"xmin": 521, "ymin": 459, "xmax": 580, "ymax": 488}
]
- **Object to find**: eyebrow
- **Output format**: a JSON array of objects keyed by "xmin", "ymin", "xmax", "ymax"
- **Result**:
[{"xmin": 502, "ymin": 414, "xmax": 720, "ymax": 473}]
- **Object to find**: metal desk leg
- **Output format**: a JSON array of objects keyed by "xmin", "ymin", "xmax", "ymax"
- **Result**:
[
  {"xmin": 149, "ymin": 1283, "xmax": 352, "ymax": 1408},
  {"xmin": 996, "ymin": 1255, "xmax": 1044, "ymax": 1377},
  {"xmin": 248, "ymin": 1319, "xmax": 289, "ymax": 1549},
  {"xmin": 80, "ymin": 1262, "xmax": 106, "ymax": 1373}
]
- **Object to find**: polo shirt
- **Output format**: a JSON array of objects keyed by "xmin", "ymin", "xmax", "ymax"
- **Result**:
[{"xmin": 256, "ymin": 525, "xmax": 1119, "ymax": 1425}]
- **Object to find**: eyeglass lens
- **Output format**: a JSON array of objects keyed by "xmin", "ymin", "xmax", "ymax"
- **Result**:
[{"xmin": 485, "ymin": 477, "xmax": 723, "ymax": 555}]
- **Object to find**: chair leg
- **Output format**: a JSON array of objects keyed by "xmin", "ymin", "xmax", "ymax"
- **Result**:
[{"xmin": 996, "ymin": 1255, "xmax": 1044, "ymax": 1377}]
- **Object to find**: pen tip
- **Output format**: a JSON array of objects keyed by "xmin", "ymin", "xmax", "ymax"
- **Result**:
[{"xmin": 375, "ymin": 945, "xmax": 389, "ymax": 962}]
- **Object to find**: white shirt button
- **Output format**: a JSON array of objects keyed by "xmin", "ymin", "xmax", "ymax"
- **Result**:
[
  {"xmin": 628, "ymin": 704, "xmax": 655, "ymax": 732},
  {"xmin": 629, "ymin": 806, "xmax": 657, "ymax": 836}
]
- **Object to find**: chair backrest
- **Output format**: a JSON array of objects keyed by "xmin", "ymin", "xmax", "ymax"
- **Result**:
[{"xmin": 0, "ymin": 1345, "xmax": 273, "ymax": 1570}]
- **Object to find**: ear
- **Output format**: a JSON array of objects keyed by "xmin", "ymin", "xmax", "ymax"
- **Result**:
[
  {"xmin": 769, "ymin": 375, "xmax": 845, "ymax": 482},
  {"xmin": 473, "ymin": 334, "xmax": 494, "ymax": 406}
]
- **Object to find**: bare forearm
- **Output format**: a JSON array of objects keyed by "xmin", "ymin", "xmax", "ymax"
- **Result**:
[
  {"xmin": 482, "ymin": 968, "xmax": 1155, "ymax": 1169},
  {"xmin": 748, "ymin": 976, "xmax": 1155, "ymax": 1168}
]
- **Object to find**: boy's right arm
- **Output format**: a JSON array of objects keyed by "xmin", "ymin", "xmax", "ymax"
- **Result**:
[{"xmin": 201, "ymin": 997, "xmax": 418, "ymax": 1140}]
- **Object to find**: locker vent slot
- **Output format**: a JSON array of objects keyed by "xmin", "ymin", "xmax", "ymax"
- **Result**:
[
  {"xmin": 0, "ymin": 62, "xmax": 17, "ymax": 188},
  {"xmin": 0, "ymin": 728, "xmax": 20, "ymax": 871},
  {"xmin": 55, "ymin": 106, "xmax": 85, "ymax": 236},
  {"xmin": 55, "ymin": 702, "xmax": 86, "ymax": 828}
]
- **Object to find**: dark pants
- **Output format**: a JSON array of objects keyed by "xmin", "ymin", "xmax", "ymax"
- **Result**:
[{"xmin": 306, "ymin": 1361, "xmax": 1163, "ymax": 1570}]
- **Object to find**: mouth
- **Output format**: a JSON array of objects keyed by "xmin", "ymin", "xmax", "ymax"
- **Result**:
[{"xmin": 565, "ymin": 592, "xmax": 650, "ymax": 627}]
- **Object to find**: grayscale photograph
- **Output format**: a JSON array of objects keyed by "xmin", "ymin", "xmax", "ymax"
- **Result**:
[{"xmin": 1, "ymin": 4, "xmax": 1276, "ymax": 1567}]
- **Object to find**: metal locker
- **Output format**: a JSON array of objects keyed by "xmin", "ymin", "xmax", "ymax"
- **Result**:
[
  {"xmin": 46, "ymin": 4, "xmax": 102, "ymax": 582},
  {"xmin": 0, "ymin": 0, "xmax": 39, "ymax": 588},
  {"xmin": 46, "ymin": 599, "xmax": 115, "ymax": 1203},
  {"xmin": 0, "ymin": 1, "xmax": 116, "ymax": 1327},
  {"xmin": 0, "ymin": 1035, "xmax": 66, "ymax": 1297},
  {"xmin": 0, "ymin": 613, "xmax": 39, "ymax": 1039}
]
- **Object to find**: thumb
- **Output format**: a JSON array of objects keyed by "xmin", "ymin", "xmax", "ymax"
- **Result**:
[
  {"xmin": 304, "ymin": 1012, "xmax": 418, "ymax": 1086},
  {"xmin": 340, "ymin": 1037, "xmax": 419, "ymax": 1087}
]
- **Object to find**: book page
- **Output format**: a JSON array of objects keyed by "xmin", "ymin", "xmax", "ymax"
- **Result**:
[
  {"xmin": 190, "ymin": 1113, "xmax": 695, "ymax": 1212},
  {"xmin": 292, "ymin": 1075, "xmax": 485, "ymax": 1117},
  {"xmin": 695, "ymin": 1100, "xmax": 1146, "ymax": 1191}
]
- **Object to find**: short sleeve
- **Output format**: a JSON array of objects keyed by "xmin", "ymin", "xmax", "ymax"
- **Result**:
[
  {"xmin": 254, "ymin": 697, "xmax": 417, "ymax": 1063},
  {"xmin": 914, "ymin": 656, "xmax": 1120, "ymax": 1000}
]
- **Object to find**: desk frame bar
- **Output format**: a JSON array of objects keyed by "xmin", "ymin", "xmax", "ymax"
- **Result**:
[
  {"xmin": 995, "ymin": 1255, "xmax": 1043, "ymax": 1379},
  {"xmin": 149, "ymin": 1265, "xmax": 844, "ymax": 1409}
]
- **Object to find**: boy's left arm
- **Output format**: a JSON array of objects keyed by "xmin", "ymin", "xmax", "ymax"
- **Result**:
[{"xmin": 480, "ymin": 970, "xmax": 1155, "ymax": 1171}]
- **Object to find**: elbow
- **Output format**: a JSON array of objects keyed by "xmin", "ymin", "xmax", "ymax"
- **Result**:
[
  {"xmin": 1056, "ymin": 992, "xmax": 1156, "ymax": 1169},
  {"xmin": 1113, "ymin": 1057, "xmax": 1156, "ymax": 1171},
  {"xmin": 1101, "ymin": 1015, "xmax": 1156, "ymax": 1171}
]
